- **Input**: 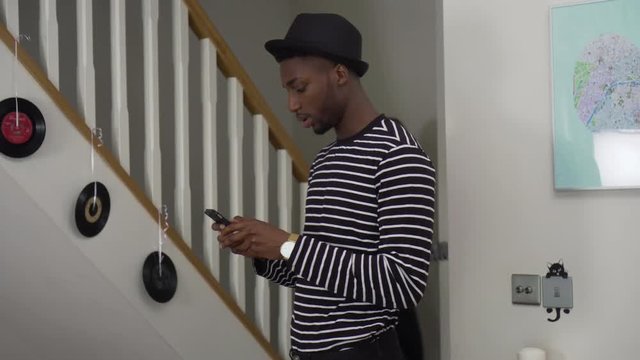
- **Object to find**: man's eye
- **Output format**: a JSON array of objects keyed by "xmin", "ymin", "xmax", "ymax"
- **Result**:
[{"xmin": 295, "ymin": 86, "xmax": 307, "ymax": 93}]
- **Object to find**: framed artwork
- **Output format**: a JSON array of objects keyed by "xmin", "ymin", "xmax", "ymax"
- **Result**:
[{"xmin": 551, "ymin": 0, "xmax": 640, "ymax": 190}]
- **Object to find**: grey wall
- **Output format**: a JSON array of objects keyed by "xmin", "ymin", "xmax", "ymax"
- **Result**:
[
  {"xmin": 440, "ymin": 0, "xmax": 640, "ymax": 359},
  {"xmin": 201, "ymin": 0, "xmax": 295, "ymax": 135},
  {"xmin": 291, "ymin": 1, "xmax": 439, "ymax": 166}
]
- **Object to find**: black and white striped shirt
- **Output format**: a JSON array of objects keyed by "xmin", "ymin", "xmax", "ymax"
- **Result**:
[{"xmin": 254, "ymin": 115, "xmax": 435, "ymax": 353}]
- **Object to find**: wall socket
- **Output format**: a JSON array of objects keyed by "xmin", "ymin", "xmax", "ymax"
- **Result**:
[{"xmin": 511, "ymin": 274, "xmax": 541, "ymax": 305}]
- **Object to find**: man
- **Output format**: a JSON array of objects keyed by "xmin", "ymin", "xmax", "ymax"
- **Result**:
[{"xmin": 215, "ymin": 13, "xmax": 435, "ymax": 360}]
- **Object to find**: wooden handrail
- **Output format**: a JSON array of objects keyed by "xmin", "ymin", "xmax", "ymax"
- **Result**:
[
  {"xmin": 183, "ymin": 0, "xmax": 309, "ymax": 183},
  {"xmin": 0, "ymin": 23, "xmax": 282, "ymax": 360}
]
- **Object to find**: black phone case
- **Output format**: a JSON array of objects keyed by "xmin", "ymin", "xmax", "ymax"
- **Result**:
[{"xmin": 204, "ymin": 209, "xmax": 231, "ymax": 226}]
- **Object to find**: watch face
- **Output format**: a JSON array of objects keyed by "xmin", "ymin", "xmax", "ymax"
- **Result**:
[{"xmin": 281, "ymin": 241, "xmax": 295, "ymax": 259}]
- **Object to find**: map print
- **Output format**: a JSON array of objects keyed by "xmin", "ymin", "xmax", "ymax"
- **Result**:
[
  {"xmin": 574, "ymin": 34, "xmax": 640, "ymax": 132},
  {"xmin": 551, "ymin": 0, "xmax": 640, "ymax": 189}
]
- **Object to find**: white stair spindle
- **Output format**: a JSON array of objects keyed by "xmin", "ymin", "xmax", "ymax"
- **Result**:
[
  {"xmin": 39, "ymin": 0, "xmax": 59, "ymax": 88},
  {"xmin": 228, "ymin": 77, "xmax": 245, "ymax": 310},
  {"xmin": 277, "ymin": 149, "xmax": 293, "ymax": 356},
  {"xmin": 110, "ymin": 0, "xmax": 130, "ymax": 173},
  {"xmin": 77, "ymin": 0, "xmax": 96, "ymax": 128},
  {"xmin": 173, "ymin": 0, "xmax": 191, "ymax": 245},
  {"xmin": 202, "ymin": 39, "xmax": 219, "ymax": 278},
  {"xmin": 142, "ymin": 0, "xmax": 162, "ymax": 207},
  {"xmin": 300, "ymin": 182, "xmax": 308, "ymax": 233},
  {"xmin": 253, "ymin": 114, "xmax": 270, "ymax": 340},
  {"xmin": 1, "ymin": 0, "xmax": 18, "ymax": 37}
]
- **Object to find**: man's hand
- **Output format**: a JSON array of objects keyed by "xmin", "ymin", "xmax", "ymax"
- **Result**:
[{"xmin": 215, "ymin": 217, "xmax": 289, "ymax": 259}]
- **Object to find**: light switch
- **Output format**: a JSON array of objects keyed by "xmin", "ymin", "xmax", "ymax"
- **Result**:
[
  {"xmin": 542, "ymin": 276, "xmax": 573, "ymax": 309},
  {"xmin": 511, "ymin": 274, "xmax": 541, "ymax": 305}
]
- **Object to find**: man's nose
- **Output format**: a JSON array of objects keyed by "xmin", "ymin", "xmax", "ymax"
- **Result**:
[{"xmin": 288, "ymin": 94, "xmax": 301, "ymax": 113}]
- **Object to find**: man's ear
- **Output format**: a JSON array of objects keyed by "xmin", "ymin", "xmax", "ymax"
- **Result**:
[{"xmin": 334, "ymin": 64, "xmax": 350, "ymax": 86}]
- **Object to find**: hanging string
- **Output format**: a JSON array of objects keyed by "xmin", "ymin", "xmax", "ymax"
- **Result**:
[
  {"xmin": 158, "ymin": 205, "xmax": 169, "ymax": 276},
  {"xmin": 12, "ymin": 34, "xmax": 31, "ymax": 128},
  {"xmin": 90, "ymin": 128, "xmax": 103, "ymax": 209}
]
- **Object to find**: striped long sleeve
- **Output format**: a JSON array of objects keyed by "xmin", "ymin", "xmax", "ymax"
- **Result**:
[
  {"xmin": 254, "ymin": 116, "xmax": 435, "ymax": 353},
  {"xmin": 253, "ymin": 259, "xmax": 297, "ymax": 287},
  {"xmin": 288, "ymin": 145, "xmax": 434, "ymax": 309}
]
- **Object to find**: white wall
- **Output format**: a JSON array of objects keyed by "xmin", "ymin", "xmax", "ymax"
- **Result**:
[{"xmin": 440, "ymin": 0, "xmax": 640, "ymax": 359}]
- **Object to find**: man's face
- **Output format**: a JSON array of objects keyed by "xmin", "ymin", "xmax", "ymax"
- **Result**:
[{"xmin": 279, "ymin": 57, "xmax": 343, "ymax": 135}]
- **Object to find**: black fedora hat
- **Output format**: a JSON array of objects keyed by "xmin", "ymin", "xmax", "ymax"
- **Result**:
[{"xmin": 265, "ymin": 13, "xmax": 369, "ymax": 77}]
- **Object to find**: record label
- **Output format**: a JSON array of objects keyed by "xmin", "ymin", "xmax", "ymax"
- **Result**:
[
  {"xmin": 0, "ymin": 98, "xmax": 46, "ymax": 158},
  {"xmin": 75, "ymin": 182, "xmax": 110, "ymax": 237},
  {"xmin": 2, "ymin": 112, "xmax": 33, "ymax": 144}
]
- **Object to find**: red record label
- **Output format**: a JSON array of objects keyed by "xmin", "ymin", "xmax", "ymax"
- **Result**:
[{"xmin": 1, "ymin": 112, "xmax": 33, "ymax": 145}]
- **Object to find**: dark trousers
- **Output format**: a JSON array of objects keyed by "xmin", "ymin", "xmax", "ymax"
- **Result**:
[
  {"xmin": 396, "ymin": 307, "xmax": 424, "ymax": 360},
  {"xmin": 289, "ymin": 328, "xmax": 406, "ymax": 360}
]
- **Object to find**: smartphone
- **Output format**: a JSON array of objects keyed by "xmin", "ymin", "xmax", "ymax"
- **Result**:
[{"xmin": 204, "ymin": 208, "xmax": 231, "ymax": 226}]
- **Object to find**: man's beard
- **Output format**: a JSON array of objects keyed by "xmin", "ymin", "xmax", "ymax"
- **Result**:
[
  {"xmin": 313, "ymin": 90, "xmax": 342, "ymax": 135},
  {"xmin": 312, "ymin": 119, "xmax": 333, "ymax": 135}
]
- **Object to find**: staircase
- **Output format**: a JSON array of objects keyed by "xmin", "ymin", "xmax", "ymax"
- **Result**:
[{"xmin": 0, "ymin": 1, "xmax": 307, "ymax": 359}]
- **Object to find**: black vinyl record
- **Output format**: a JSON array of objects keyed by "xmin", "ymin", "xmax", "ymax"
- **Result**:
[
  {"xmin": 142, "ymin": 252, "xmax": 178, "ymax": 303},
  {"xmin": 75, "ymin": 182, "xmax": 110, "ymax": 237},
  {"xmin": 0, "ymin": 97, "xmax": 46, "ymax": 158}
]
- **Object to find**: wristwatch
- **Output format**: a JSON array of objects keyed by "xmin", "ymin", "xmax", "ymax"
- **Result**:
[{"xmin": 280, "ymin": 233, "xmax": 299, "ymax": 260}]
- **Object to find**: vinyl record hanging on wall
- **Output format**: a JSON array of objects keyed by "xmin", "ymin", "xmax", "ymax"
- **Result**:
[
  {"xmin": 142, "ymin": 252, "xmax": 178, "ymax": 303},
  {"xmin": 75, "ymin": 181, "xmax": 111, "ymax": 237},
  {"xmin": 0, "ymin": 97, "xmax": 46, "ymax": 158}
]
